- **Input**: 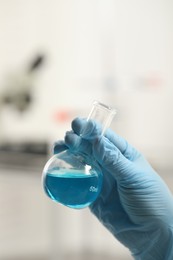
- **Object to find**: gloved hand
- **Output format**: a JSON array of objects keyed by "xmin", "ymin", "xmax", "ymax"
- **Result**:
[{"xmin": 54, "ymin": 117, "xmax": 173, "ymax": 260}]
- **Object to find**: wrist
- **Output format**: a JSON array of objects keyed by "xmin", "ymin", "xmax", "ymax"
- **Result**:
[{"xmin": 132, "ymin": 226, "xmax": 173, "ymax": 260}]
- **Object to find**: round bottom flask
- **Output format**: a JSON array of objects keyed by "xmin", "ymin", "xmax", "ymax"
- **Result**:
[
  {"xmin": 43, "ymin": 151, "xmax": 102, "ymax": 209},
  {"xmin": 42, "ymin": 101, "xmax": 116, "ymax": 209}
]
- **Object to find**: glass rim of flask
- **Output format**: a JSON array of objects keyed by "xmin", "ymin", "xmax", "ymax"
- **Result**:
[{"xmin": 87, "ymin": 100, "xmax": 117, "ymax": 136}]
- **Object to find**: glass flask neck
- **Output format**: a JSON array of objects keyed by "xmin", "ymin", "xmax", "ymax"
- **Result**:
[{"xmin": 87, "ymin": 100, "xmax": 116, "ymax": 136}]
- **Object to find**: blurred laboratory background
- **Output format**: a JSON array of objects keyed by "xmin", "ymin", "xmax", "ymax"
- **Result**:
[{"xmin": 0, "ymin": 0, "xmax": 173, "ymax": 259}]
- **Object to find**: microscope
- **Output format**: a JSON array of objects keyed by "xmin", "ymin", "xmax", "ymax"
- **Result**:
[{"xmin": 0, "ymin": 54, "xmax": 46, "ymax": 155}]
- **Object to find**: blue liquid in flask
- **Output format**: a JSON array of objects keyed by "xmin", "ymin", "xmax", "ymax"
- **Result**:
[{"xmin": 43, "ymin": 168, "xmax": 102, "ymax": 209}]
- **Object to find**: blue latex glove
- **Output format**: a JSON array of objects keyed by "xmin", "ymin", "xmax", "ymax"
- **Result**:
[{"xmin": 54, "ymin": 117, "xmax": 173, "ymax": 260}]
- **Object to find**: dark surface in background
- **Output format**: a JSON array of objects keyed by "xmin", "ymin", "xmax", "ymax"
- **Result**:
[{"xmin": 0, "ymin": 142, "xmax": 48, "ymax": 171}]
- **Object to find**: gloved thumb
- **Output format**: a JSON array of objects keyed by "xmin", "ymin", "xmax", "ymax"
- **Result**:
[{"xmin": 93, "ymin": 136, "xmax": 138, "ymax": 183}]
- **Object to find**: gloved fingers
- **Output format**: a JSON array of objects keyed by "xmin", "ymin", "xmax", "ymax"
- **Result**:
[
  {"xmin": 64, "ymin": 131, "xmax": 136, "ymax": 183},
  {"xmin": 53, "ymin": 140, "xmax": 68, "ymax": 154},
  {"xmin": 105, "ymin": 129, "xmax": 141, "ymax": 161},
  {"xmin": 93, "ymin": 136, "xmax": 137, "ymax": 182},
  {"xmin": 72, "ymin": 117, "xmax": 140, "ymax": 161},
  {"xmin": 65, "ymin": 131, "xmax": 93, "ymax": 158},
  {"xmin": 53, "ymin": 129, "xmax": 91, "ymax": 155},
  {"xmin": 72, "ymin": 117, "xmax": 102, "ymax": 139}
]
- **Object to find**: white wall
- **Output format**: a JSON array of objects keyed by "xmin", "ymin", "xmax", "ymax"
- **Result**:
[{"xmin": 0, "ymin": 1, "xmax": 173, "ymax": 160}]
